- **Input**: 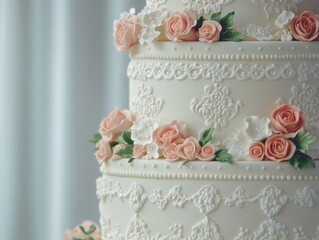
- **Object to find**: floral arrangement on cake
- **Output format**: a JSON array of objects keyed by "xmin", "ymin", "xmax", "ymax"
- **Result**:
[
  {"xmin": 91, "ymin": 108, "xmax": 233, "ymax": 165},
  {"xmin": 223, "ymin": 104, "xmax": 317, "ymax": 169},
  {"xmin": 64, "ymin": 221, "xmax": 101, "ymax": 240},
  {"xmin": 113, "ymin": 5, "xmax": 319, "ymax": 51},
  {"xmin": 92, "ymin": 104, "xmax": 317, "ymax": 170}
]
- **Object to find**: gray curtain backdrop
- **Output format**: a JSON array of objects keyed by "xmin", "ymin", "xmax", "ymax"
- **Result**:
[{"xmin": 0, "ymin": 0, "xmax": 144, "ymax": 239}]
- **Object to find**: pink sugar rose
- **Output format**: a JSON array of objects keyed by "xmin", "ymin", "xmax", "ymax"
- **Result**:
[
  {"xmin": 95, "ymin": 139, "xmax": 112, "ymax": 164},
  {"xmin": 165, "ymin": 10, "xmax": 198, "ymax": 41},
  {"xmin": 196, "ymin": 144, "xmax": 216, "ymax": 161},
  {"xmin": 163, "ymin": 138, "xmax": 184, "ymax": 161},
  {"xmin": 197, "ymin": 20, "xmax": 222, "ymax": 43},
  {"xmin": 114, "ymin": 14, "xmax": 142, "ymax": 51},
  {"xmin": 265, "ymin": 135, "xmax": 296, "ymax": 162},
  {"xmin": 153, "ymin": 121, "xmax": 188, "ymax": 148},
  {"xmin": 290, "ymin": 11, "xmax": 319, "ymax": 41},
  {"xmin": 270, "ymin": 104, "xmax": 305, "ymax": 138},
  {"xmin": 99, "ymin": 108, "xmax": 135, "ymax": 142},
  {"xmin": 111, "ymin": 144, "xmax": 125, "ymax": 161},
  {"xmin": 249, "ymin": 141, "xmax": 265, "ymax": 161},
  {"xmin": 133, "ymin": 144, "xmax": 147, "ymax": 159},
  {"xmin": 64, "ymin": 220, "xmax": 101, "ymax": 240},
  {"xmin": 177, "ymin": 137, "xmax": 201, "ymax": 161}
]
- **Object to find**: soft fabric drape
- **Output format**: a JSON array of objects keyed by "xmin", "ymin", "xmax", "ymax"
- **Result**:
[{"xmin": 0, "ymin": 0, "xmax": 144, "ymax": 239}]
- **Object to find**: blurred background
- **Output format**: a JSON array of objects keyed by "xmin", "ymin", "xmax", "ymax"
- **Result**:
[{"xmin": 0, "ymin": 0, "xmax": 144, "ymax": 239}]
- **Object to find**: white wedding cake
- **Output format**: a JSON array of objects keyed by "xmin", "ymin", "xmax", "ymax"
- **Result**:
[{"xmin": 95, "ymin": 0, "xmax": 319, "ymax": 239}]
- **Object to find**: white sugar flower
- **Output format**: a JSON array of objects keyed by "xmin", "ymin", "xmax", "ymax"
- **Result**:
[
  {"xmin": 131, "ymin": 118, "xmax": 158, "ymax": 146},
  {"xmin": 223, "ymin": 130, "xmax": 254, "ymax": 161},
  {"xmin": 146, "ymin": 142, "xmax": 160, "ymax": 159},
  {"xmin": 245, "ymin": 116, "xmax": 272, "ymax": 141},
  {"xmin": 275, "ymin": 11, "xmax": 295, "ymax": 30},
  {"xmin": 280, "ymin": 29, "xmax": 293, "ymax": 41}
]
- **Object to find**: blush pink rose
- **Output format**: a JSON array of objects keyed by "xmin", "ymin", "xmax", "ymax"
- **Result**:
[
  {"xmin": 99, "ymin": 108, "xmax": 135, "ymax": 142},
  {"xmin": 177, "ymin": 137, "xmax": 201, "ymax": 161},
  {"xmin": 163, "ymin": 138, "xmax": 184, "ymax": 161},
  {"xmin": 133, "ymin": 144, "xmax": 147, "ymax": 159},
  {"xmin": 95, "ymin": 139, "xmax": 112, "ymax": 164},
  {"xmin": 165, "ymin": 10, "xmax": 198, "ymax": 41},
  {"xmin": 196, "ymin": 144, "xmax": 216, "ymax": 161},
  {"xmin": 64, "ymin": 220, "xmax": 101, "ymax": 240},
  {"xmin": 197, "ymin": 20, "xmax": 222, "ymax": 43},
  {"xmin": 270, "ymin": 104, "xmax": 305, "ymax": 138},
  {"xmin": 114, "ymin": 14, "xmax": 142, "ymax": 51},
  {"xmin": 290, "ymin": 11, "xmax": 319, "ymax": 41},
  {"xmin": 111, "ymin": 144, "xmax": 125, "ymax": 161},
  {"xmin": 153, "ymin": 121, "xmax": 188, "ymax": 148},
  {"xmin": 249, "ymin": 141, "xmax": 265, "ymax": 161},
  {"xmin": 265, "ymin": 135, "xmax": 296, "ymax": 162}
]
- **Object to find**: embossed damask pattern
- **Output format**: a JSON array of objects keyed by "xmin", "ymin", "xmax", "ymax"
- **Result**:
[
  {"xmin": 131, "ymin": 84, "xmax": 164, "ymax": 119},
  {"xmin": 128, "ymin": 62, "xmax": 297, "ymax": 82},
  {"xmin": 179, "ymin": 0, "xmax": 236, "ymax": 15},
  {"xmin": 251, "ymin": 0, "xmax": 304, "ymax": 19},
  {"xmin": 97, "ymin": 180, "xmax": 319, "ymax": 240},
  {"xmin": 191, "ymin": 84, "xmax": 241, "ymax": 130}
]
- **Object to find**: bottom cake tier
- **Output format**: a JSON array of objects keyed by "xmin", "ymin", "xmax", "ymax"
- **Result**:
[{"xmin": 97, "ymin": 159, "xmax": 319, "ymax": 240}]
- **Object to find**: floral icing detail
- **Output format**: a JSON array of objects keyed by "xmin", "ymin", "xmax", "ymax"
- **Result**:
[
  {"xmin": 251, "ymin": 0, "xmax": 304, "ymax": 19},
  {"xmin": 253, "ymin": 219, "xmax": 288, "ymax": 240},
  {"xmin": 191, "ymin": 83, "xmax": 241, "ymax": 130},
  {"xmin": 132, "ymin": 84, "xmax": 164, "ymax": 119},
  {"xmin": 293, "ymin": 226, "xmax": 319, "ymax": 240},
  {"xmin": 190, "ymin": 217, "xmax": 223, "ymax": 240},
  {"xmin": 131, "ymin": 118, "xmax": 158, "ymax": 146},
  {"xmin": 127, "ymin": 214, "xmax": 151, "ymax": 239},
  {"xmin": 298, "ymin": 63, "xmax": 319, "ymax": 83},
  {"xmin": 259, "ymin": 186, "xmax": 289, "ymax": 217},
  {"xmin": 191, "ymin": 186, "xmax": 221, "ymax": 215},
  {"xmin": 128, "ymin": 62, "xmax": 297, "ymax": 82},
  {"xmin": 246, "ymin": 24, "xmax": 278, "ymax": 41},
  {"xmin": 179, "ymin": 0, "xmax": 236, "ymax": 15}
]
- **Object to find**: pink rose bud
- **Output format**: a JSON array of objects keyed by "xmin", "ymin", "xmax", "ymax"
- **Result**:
[
  {"xmin": 265, "ymin": 135, "xmax": 296, "ymax": 162},
  {"xmin": 177, "ymin": 137, "xmax": 201, "ymax": 161},
  {"xmin": 95, "ymin": 139, "xmax": 112, "ymax": 164},
  {"xmin": 99, "ymin": 108, "xmax": 135, "ymax": 142},
  {"xmin": 197, "ymin": 20, "xmax": 222, "ymax": 43},
  {"xmin": 196, "ymin": 144, "xmax": 216, "ymax": 161},
  {"xmin": 249, "ymin": 141, "xmax": 265, "ymax": 161},
  {"xmin": 270, "ymin": 104, "xmax": 305, "ymax": 138},
  {"xmin": 163, "ymin": 138, "xmax": 184, "ymax": 161},
  {"xmin": 111, "ymin": 144, "xmax": 125, "ymax": 161},
  {"xmin": 114, "ymin": 14, "xmax": 142, "ymax": 51},
  {"xmin": 133, "ymin": 144, "xmax": 147, "ymax": 159},
  {"xmin": 165, "ymin": 10, "xmax": 199, "ymax": 42},
  {"xmin": 290, "ymin": 11, "xmax": 319, "ymax": 41},
  {"xmin": 153, "ymin": 121, "xmax": 188, "ymax": 148}
]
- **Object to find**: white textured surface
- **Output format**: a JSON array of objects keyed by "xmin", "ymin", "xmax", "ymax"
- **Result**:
[{"xmin": 98, "ymin": 159, "xmax": 319, "ymax": 239}]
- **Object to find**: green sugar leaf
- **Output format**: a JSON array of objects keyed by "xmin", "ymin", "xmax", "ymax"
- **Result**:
[
  {"xmin": 118, "ymin": 131, "xmax": 134, "ymax": 146},
  {"xmin": 128, "ymin": 158, "xmax": 135, "ymax": 163},
  {"xmin": 86, "ymin": 225, "xmax": 97, "ymax": 235},
  {"xmin": 215, "ymin": 149, "xmax": 234, "ymax": 164},
  {"xmin": 90, "ymin": 133, "xmax": 102, "ymax": 145},
  {"xmin": 182, "ymin": 160, "xmax": 190, "ymax": 166},
  {"xmin": 210, "ymin": 12, "xmax": 221, "ymax": 22},
  {"xmin": 289, "ymin": 151, "xmax": 316, "ymax": 170},
  {"xmin": 199, "ymin": 128, "xmax": 214, "ymax": 147},
  {"xmin": 116, "ymin": 145, "xmax": 134, "ymax": 158},
  {"xmin": 195, "ymin": 16, "xmax": 205, "ymax": 31},
  {"xmin": 71, "ymin": 238, "xmax": 85, "ymax": 240},
  {"xmin": 293, "ymin": 132, "xmax": 317, "ymax": 153},
  {"xmin": 220, "ymin": 11, "xmax": 235, "ymax": 30}
]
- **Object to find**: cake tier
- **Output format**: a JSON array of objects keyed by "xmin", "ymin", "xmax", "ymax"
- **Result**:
[
  {"xmin": 129, "ymin": 41, "xmax": 319, "ymax": 154},
  {"xmin": 147, "ymin": 0, "xmax": 319, "ymax": 39},
  {"xmin": 97, "ymin": 159, "xmax": 319, "ymax": 239}
]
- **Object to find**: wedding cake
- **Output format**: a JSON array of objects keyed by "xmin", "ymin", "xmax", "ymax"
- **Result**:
[{"xmin": 95, "ymin": 0, "xmax": 319, "ymax": 239}]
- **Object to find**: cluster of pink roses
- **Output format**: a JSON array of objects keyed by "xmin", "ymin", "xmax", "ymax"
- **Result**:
[
  {"xmin": 95, "ymin": 108, "xmax": 135, "ymax": 163},
  {"xmin": 165, "ymin": 10, "xmax": 222, "ymax": 43},
  {"xmin": 290, "ymin": 11, "xmax": 319, "ymax": 42},
  {"xmin": 134, "ymin": 121, "xmax": 216, "ymax": 161},
  {"xmin": 249, "ymin": 105, "xmax": 305, "ymax": 162}
]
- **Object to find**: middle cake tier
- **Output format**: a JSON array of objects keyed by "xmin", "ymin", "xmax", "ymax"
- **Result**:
[{"xmin": 128, "ymin": 41, "xmax": 319, "ymax": 144}]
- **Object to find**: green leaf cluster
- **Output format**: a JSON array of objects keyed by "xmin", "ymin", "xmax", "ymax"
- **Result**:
[
  {"xmin": 289, "ymin": 132, "xmax": 317, "ymax": 170},
  {"xmin": 71, "ymin": 224, "xmax": 97, "ymax": 240},
  {"xmin": 196, "ymin": 11, "xmax": 246, "ymax": 42},
  {"xmin": 116, "ymin": 131, "xmax": 135, "ymax": 163},
  {"xmin": 199, "ymin": 128, "xmax": 214, "ymax": 147}
]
